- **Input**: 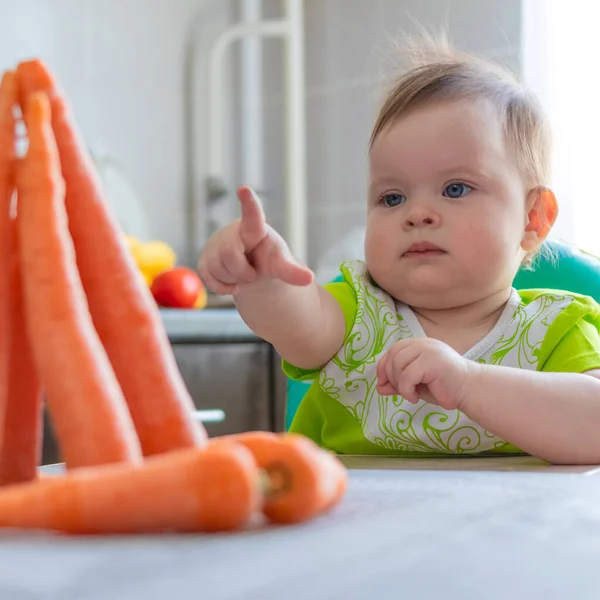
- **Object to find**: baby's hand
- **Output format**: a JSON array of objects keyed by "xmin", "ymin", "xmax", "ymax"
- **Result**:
[
  {"xmin": 197, "ymin": 186, "xmax": 313, "ymax": 295},
  {"xmin": 376, "ymin": 339, "xmax": 471, "ymax": 411}
]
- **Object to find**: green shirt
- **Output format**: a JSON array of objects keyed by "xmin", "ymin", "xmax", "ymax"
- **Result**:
[{"xmin": 284, "ymin": 260, "xmax": 600, "ymax": 456}]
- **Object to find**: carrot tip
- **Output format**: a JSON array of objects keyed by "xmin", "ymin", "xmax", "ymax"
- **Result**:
[
  {"xmin": 0, "ymin": 70, "xmax": 16, "ymax": 87},
  {"xmin": 0, "ymin": 70, "xmax": 18, "ymax": 113},
  {"xmin": 16, "ymin": 60, "xmax": 55, "ymax": 95}
]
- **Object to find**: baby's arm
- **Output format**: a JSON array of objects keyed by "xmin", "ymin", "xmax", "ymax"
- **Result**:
[
  {"xmin": 377, "ymin": 338, "xmax": 600, "ymax": 464},
  {"xmin": 198, "ymin": 187, "xmax": 346, "ymax": 370},
  {"xmin": 234, "ymin": 278, "xmax": 345, "ymax": 369},
  {"xmin": 461, "ymin": 367, "xmax": 600, "ymax": 465}
]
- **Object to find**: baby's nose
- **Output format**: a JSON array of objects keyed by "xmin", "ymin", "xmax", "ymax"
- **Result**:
[{"xmin": 403, "ymin": 210, "xmax": 440, "ymax": 229}]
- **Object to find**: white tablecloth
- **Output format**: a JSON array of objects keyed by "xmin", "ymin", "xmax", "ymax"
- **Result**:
[{"xmin": 2, "ymin": 457, "xmax": 600, "ymax": 599}]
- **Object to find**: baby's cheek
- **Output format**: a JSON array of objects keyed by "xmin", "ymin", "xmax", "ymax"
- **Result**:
[
  {"xmin": 455, "ymin": 223, "xmax": 501, "ymax": 261},
  {"xmin": 460, "ymin": 230, "xmax": 516, "ymax": 287},
  {"xmin": 364, "ymin": 229, "xmax": 394, "ymax": 266}
]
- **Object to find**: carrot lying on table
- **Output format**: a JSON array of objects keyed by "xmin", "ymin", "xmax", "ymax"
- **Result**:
[
  {"xmin": 17, "ymin": 92, "xmax": 142, "ymax": 469},
  {"xmin": 0, "ymin": 71, "xmax": 17, "ymax": 469},
  {"xmin": 213, "ymin": 432, "xmax": 348, "ymax": 524},
  {"xmin": 0, "ymin": 443, "xmax": 259, "ymax": 534},
  {"xmin": 16, "ymin": 60, "xmax": 206, "ymax": 457},
  {"xmin": 0, "ymin": 216, "xmax": 44, "ymax": 486}
]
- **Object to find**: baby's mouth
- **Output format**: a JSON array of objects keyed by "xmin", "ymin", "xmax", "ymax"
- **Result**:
[{"xmin": 402, "ymin": 242, "xmax": 446, "ymax": 258}]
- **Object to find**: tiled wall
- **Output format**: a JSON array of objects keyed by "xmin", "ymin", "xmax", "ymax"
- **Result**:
[{"xmin": 0, "ymin": 0, "xmax": 523, "ymax": 270}]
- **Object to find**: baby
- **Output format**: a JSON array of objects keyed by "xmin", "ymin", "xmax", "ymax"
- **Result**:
[{"xmin": 198, "ymin": 39, "xmax": 600, "ymax": 465}]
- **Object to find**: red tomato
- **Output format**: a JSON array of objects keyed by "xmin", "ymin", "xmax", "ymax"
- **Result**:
[{"xmin": 151, "ymin": 267, "xmax": 204, "ymax": 309}]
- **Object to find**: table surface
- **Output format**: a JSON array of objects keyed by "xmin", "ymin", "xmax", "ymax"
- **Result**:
[{"xmin": 3, "ymin": 456, "xmax": 600, "ymax": 600}]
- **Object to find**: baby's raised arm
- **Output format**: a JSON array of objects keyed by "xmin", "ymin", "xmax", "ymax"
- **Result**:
[{"xmin": 198, "ymin": 187, "xmax": 346, "ymax": 369}]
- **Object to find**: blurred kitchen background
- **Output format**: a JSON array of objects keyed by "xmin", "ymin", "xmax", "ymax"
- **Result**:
[
  {"xmin": 1, "ymin": 0, "xmax": 596, "ymax": 456},
  {"xmin": 1, "ymin": 0, "xmax": 593, "ymax": 277}
]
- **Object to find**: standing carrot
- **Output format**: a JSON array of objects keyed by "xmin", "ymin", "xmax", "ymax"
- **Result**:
[
  {"xmin": 0, "ymin": 71, "xmax": 45, "ymax": 485},
  {"xmin": 17, "ymin": 92, "xmax": 142, "ymax": 469},
  {"xmin": 0, "ymin": 71, "xmax": 18, "ymax": 470},
  {"xmin": 16, "ymin": 60, "xmax": 206, "ymax": 456},
  {"xmin": 0, "ymin": 443, "xmax": 260, "ymax": 534},
  {"xmin": 0, "ymin": 216, "xmax": 44, "ymax": 485}
]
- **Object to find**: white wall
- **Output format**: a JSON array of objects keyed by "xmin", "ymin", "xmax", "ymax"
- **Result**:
[
  {"xmin": 0, "ymin": 0, "xmax": 221, "ymax": 263},
  {"xmin": 521, "ymin": 0, "xmax": 600, "ymax": 254}
]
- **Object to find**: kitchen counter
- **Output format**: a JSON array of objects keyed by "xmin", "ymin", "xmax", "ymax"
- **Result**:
[
  {"xmin": 158, "ymin": 306, "xmax": 286, "ymax": 438},
  {"xmin": 159, "ymin": 307, "xmax": 259, "ymax": 344},
  {"xmin": 5, "ymin": 456, "xmax": 600, "ymax": 599}
]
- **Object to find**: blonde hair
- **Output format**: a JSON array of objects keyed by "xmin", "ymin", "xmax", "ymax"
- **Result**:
[{"xmin": 369, "ymin": 35, "xmax": 552, "ymax": 189}]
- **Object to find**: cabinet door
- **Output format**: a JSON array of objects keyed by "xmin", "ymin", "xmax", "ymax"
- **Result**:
[
  {"xmin": 172, "ymin": 342, "xmax": 271, "ymax": 437},
  {"xmin": 40, "ymin": 342, "xmax": 272, "ymax": 465}
]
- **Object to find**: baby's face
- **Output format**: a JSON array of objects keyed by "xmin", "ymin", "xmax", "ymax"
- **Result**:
[{"xmin": 365, "ymin": 99, "xmax": 529, "ymax": 309}]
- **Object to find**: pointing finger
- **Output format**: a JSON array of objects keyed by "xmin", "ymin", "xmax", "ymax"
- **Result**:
[{"xmin": 238, "ymin": 186, "xmax": 267, "ymax": 252}]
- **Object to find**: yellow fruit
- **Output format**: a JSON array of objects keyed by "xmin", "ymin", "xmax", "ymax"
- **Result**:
[
  {"xmin": 131, "ymin": 240, "xmax": 176, "ymax": 282},
  {"xmin": 124, "ymin": 235, "xmax": 142, "ymax": 251},
  {"xmin": 194, "ymin": 286, "xmax": 208, "ymax": 310},
  {"xmin": 141, "ymin": 270, "xmax": 155, "ymax": 286}
]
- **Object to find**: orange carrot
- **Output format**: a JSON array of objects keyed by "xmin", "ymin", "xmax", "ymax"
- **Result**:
[
  {"xmin": 16, "ymin": 60, "xmax": 206, "ymax": 457},
  {"xmin": 213, "ymin": 432, "xmax": 348, "ymax": 524},
  {"xmin": 0, "ymin": 70, "xmax": 43, "ymax": 486},
  {"xmin": 0, "ymin": 215, "xmax": 44, "ymax": 485},
  {"xmin": 17, "ymin": 92, "xmax": 142, "ymax": 469},
  {"xmin": 0, "ymin": 71, "xmax": 17, "ymax": 465},
  {"xmin": 0, "ymin": 443, "xmax": 259, "ymax": 534},
  {"xmin": 0, "ymin": 71, "xmax": 43, "ymax": 485},
  {"xmin": 286, "ymin": 433, "xmax": 348, "ymax": 514}
]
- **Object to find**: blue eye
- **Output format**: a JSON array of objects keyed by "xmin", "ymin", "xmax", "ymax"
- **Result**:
[
  {"xmin": 443, "ymin": 183, "xmax": 472, "ymax": 198},
  {"xmin": 381, "ymin": 192, "xmax": 406, "ymax": 207}
]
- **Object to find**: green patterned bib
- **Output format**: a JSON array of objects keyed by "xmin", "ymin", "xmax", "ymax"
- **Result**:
[
  {"xmin": 286, "ymin": 260, "xmax": 600, "ymax": 456},
  {"xmin": 322, "ymin": 261, "xmax": 574, "ymax": 454}
]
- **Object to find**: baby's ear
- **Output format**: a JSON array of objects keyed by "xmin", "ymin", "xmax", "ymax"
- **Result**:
[{"xmin": 521, "ymin": 187, "xmax": 558, "ymax": 252}]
